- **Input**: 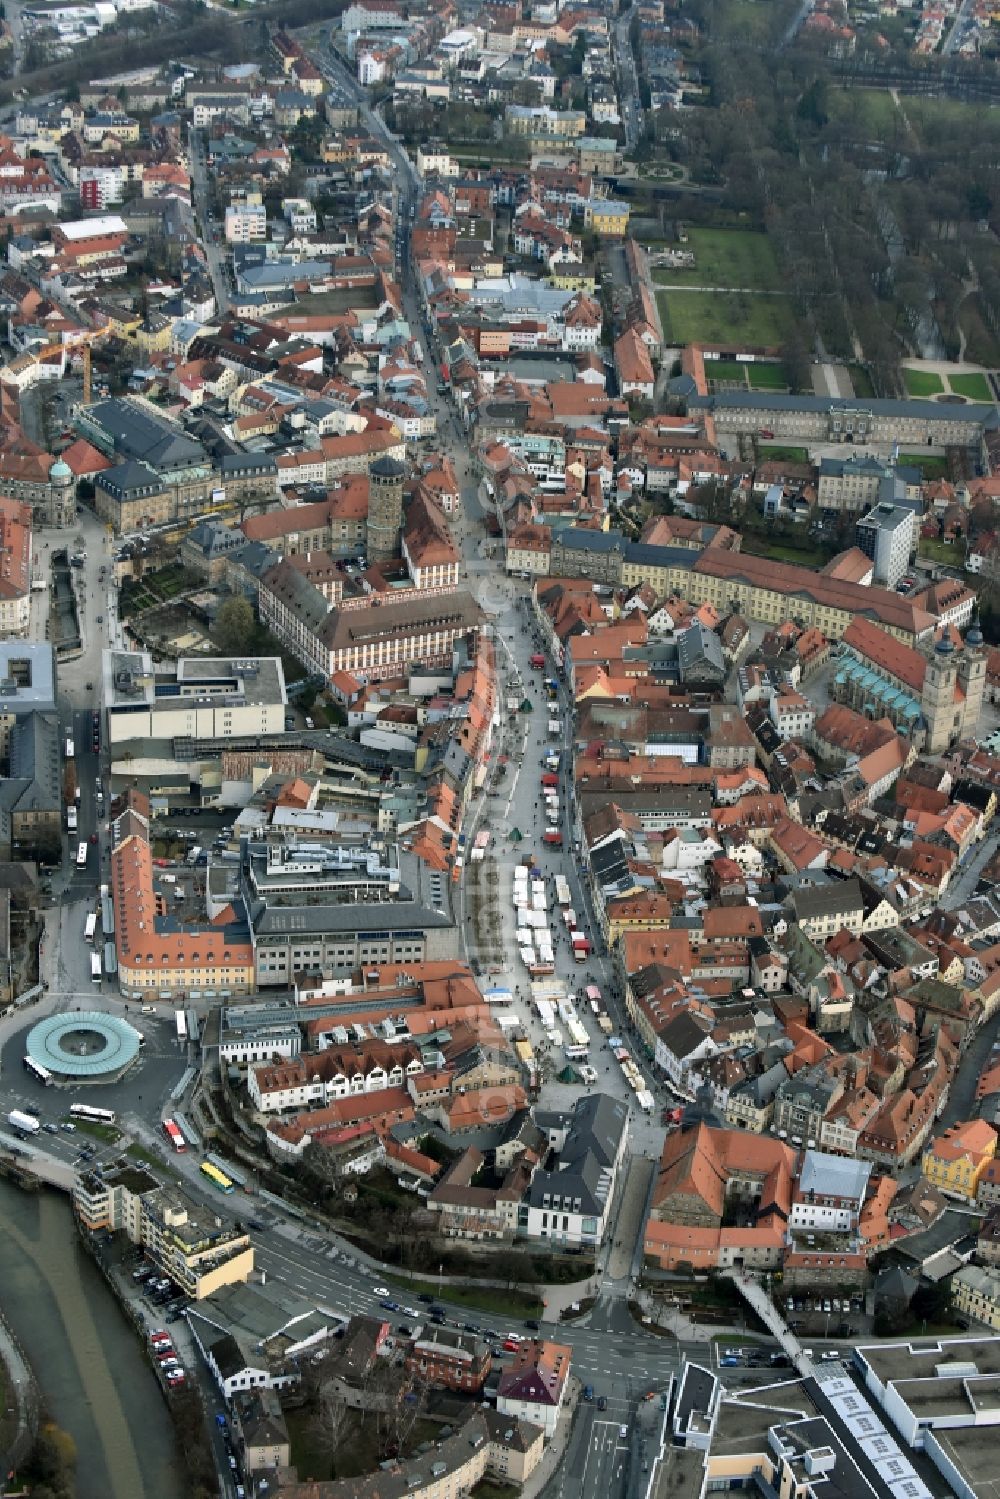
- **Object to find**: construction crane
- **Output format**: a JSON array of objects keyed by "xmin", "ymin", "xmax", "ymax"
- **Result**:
[{"xmin": 64, "ymin": 327, "xmax": 107, "ymax": 406}]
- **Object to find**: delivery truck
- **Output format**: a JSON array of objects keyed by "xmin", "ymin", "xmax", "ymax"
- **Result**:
[{"xmin": 8, "ymin": 1109, "xmax": 39, "ymax": 1135}]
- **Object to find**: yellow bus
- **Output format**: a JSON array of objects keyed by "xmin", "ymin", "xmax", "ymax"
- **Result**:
[{"xmin": 199, "ymin": 1161, "xmax": 234, "ymax": 1195}]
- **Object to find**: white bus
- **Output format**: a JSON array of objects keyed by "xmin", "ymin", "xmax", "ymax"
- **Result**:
[
  {"xmin": 90, "ymin": 952, "xmax": 101, "ymax": 983},
  {"xmin": 70, "ymin": 1103, "xmax": 116, "ymax": 1125},
  {"xmin": 24, "ymin": 1056, "xmax": 52, "ymax": 1085},
  {"xmin": 84, "ymin": 913, "xmax": 97, "ymax": 944},
  {"xmin": 76, "ymin": 842, "xmax": 88, "ymax": 868},
  {"xmin": 65, "ymin": 735, "xmax": 74, "ymax": 760},
  {"xmin": 175, "ymin": 1011, "xmax": 188, "ymax": 1043},
  {"xmin": 67, "ymin": 807, "xmax": 78, "ymax": 833}
]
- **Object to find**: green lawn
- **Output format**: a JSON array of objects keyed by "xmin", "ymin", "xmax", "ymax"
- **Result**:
[
  {"xmin": 747, "ymin": 362, "xmax": 789, "ymax": 390},
  {"xmin": 704, "ymin": 358, "xmax": 746, "ymax": 382},
  {"xmin": 904, "ymin": 96, "xmax": 1000, "ymax": 152},
  {"xmin": 757, "ymin": 444, "xmax": 810, "ymax": 462},
  {"xmin": 825, "ymin": 87, "xmax": 901, "ymax": 140},
  {"xmin": 657, "ymin": 289, "xmax": 794, "ymax": 348},
  {"xmin": 902, "ymin": 367, "xmax": 945, "ymax": 397},
  {"xmin": 919, "ymin": 536, "xmax": 966, "ymax": 565},
  {"xmin": 68, "ymin": 1120, "xmax": 121, "ymax": 1144},
  {"xmin": 743, "ymin": 535, "xmax": 827, "ymax": 567},
  {"xmin": 948, "ymin": 372, "xmax": 993, "ymax": 401},
  {"xmin": 900, "ymin": 453, "xmax": 950, "ymax": 480},
  {"xmin": 382, "ymin": 1272, "xmax": 542, "ymax": 1318},
  {"xmin": 716, "ymin": 0, "xmax": 786, "ymax": 42},
  {"xmin": 126, "ymin": 1142, "xmax": 163, "ymax": 1166},
  {"xmin": 653, "ymin": 227, "xmax": 783, "ymax": 290}
]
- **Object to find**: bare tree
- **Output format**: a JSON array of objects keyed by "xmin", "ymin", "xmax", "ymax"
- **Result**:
[
  {"xmin": 368, "ymin": 1361, "xmax": 429, "ymax": 1460},
  {"xmin": 309, "ymin": 1379, "xmax": 351, "ymax": 1463}
]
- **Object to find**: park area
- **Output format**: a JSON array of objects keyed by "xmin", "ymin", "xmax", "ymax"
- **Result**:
[
  {"xmin": 703, "ymin": 357, "xmax": 790, "ymax": 391},
  {"xmin": 902, "ymin": 364, "xmax": 995, "ymax": 402},
  {"xmin": 657, "ymin": 288, "xmax": 795, "ymax": 348},
  {"xmin": 652, "ymin": 227, "xmax": 784, "ymax": 291},
  {"xmin": 653, "ymin": 226, "xmax": 795, "ymax": 348}
]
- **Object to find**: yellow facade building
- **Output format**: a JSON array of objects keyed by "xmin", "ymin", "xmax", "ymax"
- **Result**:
[
  {"xmin": 583, "ymin": 199, "xmax": 630, "ymax": 237},
  {"xmin": 921, "ymin": 1118, "xmax": 998, "ymax": 1203}
]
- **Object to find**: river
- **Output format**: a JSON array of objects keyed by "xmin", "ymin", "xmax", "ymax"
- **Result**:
[{"xmin": 0, "ymin": 1178, "xmax": 184, "ymax": 1499}]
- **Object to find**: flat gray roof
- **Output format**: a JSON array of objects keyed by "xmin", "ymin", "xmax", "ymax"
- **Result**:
[
  {"xmin": 857, "ymin": 1336, "xmax": 1000, "ymax": 1389},
  {"xmin": 689, "ymin": 392, "xmax": 996, "ymax": 422},
  {"xmin": 931, "ymin": 1424, "xmax": 1000, "ymax": 1499},
  {"xmin": 104, "ymin": 650, "xmax": 287, "ymax": 711},
  {"xmin": 0, "ymin": 642, "xmax": 56, "ymax": 714}
]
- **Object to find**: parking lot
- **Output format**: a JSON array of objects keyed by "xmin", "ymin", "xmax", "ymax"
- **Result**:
[{"xmin": 782, "ymin": 1291, "xmax": 866, "ymax": 1343}]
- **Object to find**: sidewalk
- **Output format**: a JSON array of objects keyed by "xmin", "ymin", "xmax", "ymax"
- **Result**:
[
  {"xmin": 540, "ymin": 1273, "xmax": 601, "ymax": 1324},
  {"xmin": 0, "ymin": 1303, "xmax": 38, "ymax": 1469},
  {"xmin": 520, "ymin": 1378, "xmax": 581, "ymax": 1499}
]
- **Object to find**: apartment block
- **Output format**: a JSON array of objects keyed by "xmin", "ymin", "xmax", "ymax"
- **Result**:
[{"xmin": 74, "ymin": 1165, "xmax": 253, "ymax": 1298}]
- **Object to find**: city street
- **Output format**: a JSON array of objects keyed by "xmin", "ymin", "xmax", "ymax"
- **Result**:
[
  {"xmin": 613, "ymin": 12, "xmax": 643, "ymax": 152},
  {"xmin": 10, "ymin": 33, "xmax": 982, "ymax": 1489},
  {"xmin": 32, "ymin": 507, "xmax": 117, "ymax": 907},
  {"xmin": 187, "ymin": 129, "xmax": 231, "ymax": 313}
]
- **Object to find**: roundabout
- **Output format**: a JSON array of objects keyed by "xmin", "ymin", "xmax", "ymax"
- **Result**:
[{"xmin": 25, "ymin": 1011, "xmax": 143, "ymax": 1084}]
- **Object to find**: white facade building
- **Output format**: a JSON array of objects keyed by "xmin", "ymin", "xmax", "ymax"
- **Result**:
[{"xmin": 854, "ymin": 501, "xmax": 916, "ymax": 588}]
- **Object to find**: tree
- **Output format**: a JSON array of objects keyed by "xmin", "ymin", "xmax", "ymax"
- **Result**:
[
  {"xmin": 215, "ymin": 595, "xmax": 255, "ymax": 653},
  {"xmin": 310, "ymin": 1378, "xmax": 351, "ymax": 1460}
]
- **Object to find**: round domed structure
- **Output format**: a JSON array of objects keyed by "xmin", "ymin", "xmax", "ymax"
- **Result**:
[
  {"xmin": 935, "ymin": 633, "xmax": 955, "ymax": 655},
  {"xmin": 369, "ymin": 455, "xmax": 406, "ymax": 480},
  {"xmin": 367, "ymin": 454, "xmax": 405, "ymax": 563},
  {"xmin": 966, "ymin": 618, "xmax": 984, "ymax": 649},
  {"xmin": 26, "ymin": 1011, "xmax": 143, "ymax": 1084},
  {"xmin": 49, "ymin": 459, "xmax": 73, "ymax": 483}
]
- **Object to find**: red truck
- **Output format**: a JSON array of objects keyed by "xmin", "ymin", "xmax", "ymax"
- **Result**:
[
  {"xmin": 541, "ymin": 773, "xmax": 559, "ymax": 788},
  {"xmin": 543, "ymin": 829, "xmax": 563, "ymax": 845},
  {"xmin": 530, "ymin": 653, "xmax": 545, "ymax": 668}
]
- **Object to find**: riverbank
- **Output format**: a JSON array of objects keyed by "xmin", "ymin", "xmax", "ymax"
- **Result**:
[
  {"xmin": 0, "ymin": 1296, "xmax": 39, "ymax": 1476},
  {"xmin": 0, "ymin": 1177, "xmax": 184, "ymax": 1499}
]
